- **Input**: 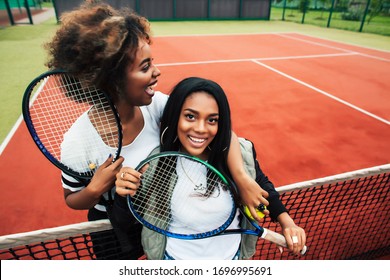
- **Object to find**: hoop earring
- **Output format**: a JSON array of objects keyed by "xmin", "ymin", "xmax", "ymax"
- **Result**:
[{"xmin": 160, "ymin": 127, "xmax": 168, "ymax": 145}]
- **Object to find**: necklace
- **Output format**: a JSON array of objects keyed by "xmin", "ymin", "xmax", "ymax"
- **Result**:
[{"xmin": 179, "ymin": 157, "xmax": 205, "ymax": 191}]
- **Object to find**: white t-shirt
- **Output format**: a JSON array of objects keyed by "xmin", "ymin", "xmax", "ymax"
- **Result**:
[
  {"xmin": 61, "ymin": 91, "xmax": 168, "ymax": 211},
  {"xmin": 165, "ymin": 157, "xmax": 241, "ymax": 259}
]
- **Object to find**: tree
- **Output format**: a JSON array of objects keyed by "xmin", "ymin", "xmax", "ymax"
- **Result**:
[
  {"xmin": 367, "ymin": 0, "xmax": 389, "ymax": 23},
  {"xmin": 299, "ymin": 0, "xmax": 311, "ymax": 13}
]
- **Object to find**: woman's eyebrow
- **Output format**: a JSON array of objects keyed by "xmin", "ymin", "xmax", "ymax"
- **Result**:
[
  {"xmin": 183, "ymin": 108, "xmax": 219, "ymax": 117},
  {"xmin": 138, "ymin": 57, "xmax": 151, "ymax": 67}
]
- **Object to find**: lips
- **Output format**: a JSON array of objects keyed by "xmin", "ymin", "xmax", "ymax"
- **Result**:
[
  {"xmin": 184, "ymin": 135, "xmax": 209, "ymax": 158},
  {"xmin": 188, "ymin": 136, "xmax": 208, "ymax": 150}
]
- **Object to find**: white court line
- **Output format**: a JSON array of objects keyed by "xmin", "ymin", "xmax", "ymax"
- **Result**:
[
  {"xmin": 277, "ymin": 33, "xmax": 390, "ymax": 63},
  {"xmin": 277, "ymin": 33, "xmax": 364, "ymax": 54},
  {"xmin": 282, "ymin": 32, "xmax": 390, "ymax": 53},
  {"xmin": 0, "ymin": 78, "xmax": 47, "ymax": 157},
  {"xmin": 0, "ymin": 115, "xmax": 24, "ymax": 157},
  {"xmin": 156, "ymin": 52, "xmax": 357, "ymax": 67},
  {"xmin": 156, "ymin": 31, "xmax": 390, "ymax": 54},
  {"xmin": 154, "ymin": 31, "xmax": 291, "ymax": 38},
  {"xmin": 251, "ymin": 59, "xmax": 390, "ymax": 126}
]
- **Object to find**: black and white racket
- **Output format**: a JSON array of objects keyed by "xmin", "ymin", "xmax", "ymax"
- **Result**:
[
  {"xmin": 22, "ymin": 70, "xmax": 122, "ymax": 181},
  {"xmin": 127, "ymin": 152, "xmax": 307, "ymax": 255}
]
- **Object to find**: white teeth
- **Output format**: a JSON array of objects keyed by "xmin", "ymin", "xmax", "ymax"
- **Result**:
[
  {"xmin": 145, "ymin": 87, "xmax": 154, "ymax": 95},
  {"xmin": 189, "ymin": 136, "xmax": 205, "ymax": 143},
  {"xmin": 145, "ymin": 82, "xmax": 157, "ymax": 95}
]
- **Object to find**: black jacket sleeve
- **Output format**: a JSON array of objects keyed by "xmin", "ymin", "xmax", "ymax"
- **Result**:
[
  {"xmin": 250, "ymin": 142, "xmax": 287, "ymax": 222},
  {"xmin": 106, "ymin": 193, "xmax": 143, "ymax": 257},
  {"xmin": 110, "ymin": 193, "xmax": 139, "ymax": 229}
]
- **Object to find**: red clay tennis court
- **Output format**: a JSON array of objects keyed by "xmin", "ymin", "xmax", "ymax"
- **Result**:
[
  {"xmin": 153, "ymin": 32, "xmax": 389, "ymax": 183},
  {"xmin": 0, "ymin": 32, "xmax": 389, "ymax": 259}
]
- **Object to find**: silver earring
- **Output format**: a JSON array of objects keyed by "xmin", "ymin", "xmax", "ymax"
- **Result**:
[{"xmin": 160, "ymin": 127, "xmax": 168, "ymax": 145}]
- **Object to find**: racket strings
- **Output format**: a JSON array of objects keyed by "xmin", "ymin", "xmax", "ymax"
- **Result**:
[
  {"xmin": 60, "ymin": 75, "xmax": 120, "ymax": 148},
  {"xmin": 27, "ymin": 73, "xmax": 121, "ymax": 177},
  {"xmin": 30, "ymin": 76, "xmax": 83, "ymax": 155},
  {"xmin": 131, "ymin": 155, "xmax": 234, "ymax": 236},
  {"xmin": 133, "ymin": 156, "xmax": 178, "ymax": 229}
]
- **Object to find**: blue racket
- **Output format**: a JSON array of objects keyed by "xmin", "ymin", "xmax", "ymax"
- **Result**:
[
  {"xmin": 22, "ymin": 70, "xmax": 123, "ymax": 181},
  {"xmin": 127, "ymin": 152, "xmax": 307, "ymax": 255}
]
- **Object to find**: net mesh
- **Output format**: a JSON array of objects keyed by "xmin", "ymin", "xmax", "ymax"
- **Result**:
[{"xmin": 1, "ymin": 164, "xmax": 389, "ymax": 260}]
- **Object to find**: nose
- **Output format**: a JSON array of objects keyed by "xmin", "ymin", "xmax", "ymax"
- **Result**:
[
  {"xmin": 194, "ymin": 120, "xmax": 206, "ymax": 133},
  {"xmin": 152, "ymin": 64, "xmax": 161, "ymax": 78}
]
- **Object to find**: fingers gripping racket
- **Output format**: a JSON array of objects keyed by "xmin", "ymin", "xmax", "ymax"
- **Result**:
[
  {"xmin": 22, "ymin": 70, "xmax": 122, "ymax": 181},
  {"xmin": 127, "ymin": 152, "xmax": 307, "ymax": 255}
]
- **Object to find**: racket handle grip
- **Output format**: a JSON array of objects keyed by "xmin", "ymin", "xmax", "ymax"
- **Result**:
[{"xmin": 262, "ymin": 229, "xmax": 308, "ymax": 255}]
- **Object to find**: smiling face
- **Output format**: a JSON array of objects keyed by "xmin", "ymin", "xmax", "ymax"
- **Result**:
[
  {"xmin": 177, "ymin": 91, "xmax": 219, "ymax": 160},
  {"xmin": 123, "ymin": 40, "xmax": 160, "ymax": 106}
]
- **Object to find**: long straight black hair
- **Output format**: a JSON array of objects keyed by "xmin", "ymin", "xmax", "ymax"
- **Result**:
[{"xmin": 160, "ymin": 77, "xmax": 232, "ymax": 180}]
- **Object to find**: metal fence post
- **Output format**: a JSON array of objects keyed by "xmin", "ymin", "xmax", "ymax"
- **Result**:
[
  {"xmin": 327, "ymin": 0, "xmax": 336, "ymax": 28},
  {"xmin": 24, "ymin": 0, "xmax": 34, "ymax": 24},
  {"xmin": 359, "ymin": 0, "xmax": 371, "ymax": 32},
  {"xmin": 282, "ymin": 0, "xmax": 287, "ymax": 21},
  {"xmin": 4, "ymin": 0, "xmax": 15, "ymax": 25}
]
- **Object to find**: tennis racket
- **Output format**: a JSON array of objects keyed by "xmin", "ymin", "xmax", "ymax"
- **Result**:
[
  {"xmin": 22, "ymin": 70, "xmax": 123, "ymax": 181},
  {"xmin": 127, "ymin": 152, "xmax": 307, "ymax": 255}
]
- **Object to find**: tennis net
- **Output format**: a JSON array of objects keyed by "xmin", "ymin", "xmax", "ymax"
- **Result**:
[{"xmin": 1, "ymin": 164, "xmax": 389, "ymax": 260}]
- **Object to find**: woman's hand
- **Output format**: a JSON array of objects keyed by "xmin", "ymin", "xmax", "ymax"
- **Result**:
[
  {"xmin": 277, "ymin": 212, "xmax": 307, "ymax": 255},
  {"xmin": 227, "ymin": 133, "xmax": 269, "ymax": 222},
  {"xmin": 235, "ymin": 172, "xmax": 270, "ymax": 222},
  {"xmin": 64, "ymin": 155, "xmax": 124, "ymax": 210},
  {"xmin": 115, "ymin": 166, "xmax": 144, "ymax": 197},
  {"xmin": 89, "ymin": 155, "xmax": 124, "ymax": 195}
]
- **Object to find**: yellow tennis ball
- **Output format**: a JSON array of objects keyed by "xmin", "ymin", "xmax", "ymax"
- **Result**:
[
  {"xmin": 244, "ymin": 205, "xmax": 265, "ymax": 220},
  {"xmin": 89, "ymin": 163, "xmax": 96, "ymax": 170}
]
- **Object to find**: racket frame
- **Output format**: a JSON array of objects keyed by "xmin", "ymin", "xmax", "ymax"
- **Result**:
[
  {"xmin": 127, "ymin": 151, "xmax": 237, "ymax": 240},
  {"xmin": 22, "ymin": 69, "xmax": 123, "ymax": 181},
  {"xmin": 127, "ymin": 152, "xmax": 307, "ymax": 255}
]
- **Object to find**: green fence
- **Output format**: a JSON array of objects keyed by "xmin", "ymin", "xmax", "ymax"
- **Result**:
[
  {"xmin": 2, "ymin": 0, "xmax": 389, "ymax": 36},
  {"xmin": 52, "ymin": 0, "xmax": 271, "ymax": 21},
  {"xmin": 0, "ymin": 0, "xmax": 40, "ymax": 9},
  {"xmin": 0, "ymin": 0, "xmax": 43, "ymax": 25},
  {"xmin": 271, "ymin": 0, "xmax": 390, "ymax": 36}
]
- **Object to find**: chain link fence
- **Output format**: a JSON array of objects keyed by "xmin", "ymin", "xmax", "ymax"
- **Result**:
[
  {"xmin": 2, "ymin": 1, "xmax": 389, "ymax": 36},
  {"xmin": 271, "ymin": 0, "xmax": 390, "ymax": 36}
]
